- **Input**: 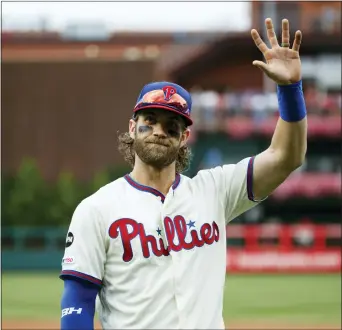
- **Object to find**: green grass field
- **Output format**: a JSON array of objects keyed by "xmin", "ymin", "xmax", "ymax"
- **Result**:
[{"xmin": 2, "ymin": 272, "xmax": 341, "ymax": 328}]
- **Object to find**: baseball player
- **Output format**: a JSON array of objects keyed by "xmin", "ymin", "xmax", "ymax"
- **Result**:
[{"xmin": 60, "ymin": 18, "xmax": 307, "ymax": 329}]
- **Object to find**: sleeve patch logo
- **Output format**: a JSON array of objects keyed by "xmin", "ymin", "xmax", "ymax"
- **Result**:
[
  {"xmin": 62, "ymin": 256, "xmax": 75, "ymax": 264},
  {"xmin": 65, "ymin": 232, "xmax": 74, "ymax": 247}
]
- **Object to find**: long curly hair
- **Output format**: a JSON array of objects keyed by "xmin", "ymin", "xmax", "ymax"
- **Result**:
[{"xmin": 117, "ymin": 129, "xmax": 192, "ymax": 173}]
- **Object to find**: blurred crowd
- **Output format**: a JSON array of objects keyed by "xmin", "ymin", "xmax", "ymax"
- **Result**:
[{"xmin": 190, "ymin": 84, "xmax": 341, "ymax": 126}]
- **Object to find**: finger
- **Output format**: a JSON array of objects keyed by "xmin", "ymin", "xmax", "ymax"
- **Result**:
[
  {"xmin": 292, "ymin": 30, "xmax": 302, "ymax": 52},
  {"xmin": 252, "ymin": 60, "xmax": 268, "ymax": 73},
  {"xmin": 251, "ymin": 29, "xmax": 269, "ymax": 55},
  {"xmin": 281, "ymin": 18, "xmax": 290, "ymax": 48},
  {"xmin": 265, "ymin": 18, "xmax": 279, "ymax": 48}
]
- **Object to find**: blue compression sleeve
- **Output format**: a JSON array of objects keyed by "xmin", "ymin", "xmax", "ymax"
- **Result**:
[{"xmin": 61, "ymin": 278, "xmax": 99, "ymax": 330}]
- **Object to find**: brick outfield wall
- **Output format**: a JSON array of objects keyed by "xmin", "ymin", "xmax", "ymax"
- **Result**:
[{"xmin": 2, "ymin": 60, "xmax": 155, "ymax": 181}]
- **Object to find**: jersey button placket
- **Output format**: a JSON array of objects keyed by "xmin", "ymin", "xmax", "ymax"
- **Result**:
[
  {"xmin": 159, "ymin": 191, "xmax": 172, "ymax": 250},
  {"xmin": 162, "ymin": 194, "xmax": 182, "ymax": 329},
  {"xmin": 170, "ymin": 251, "xmax": 182, "ymax": 328},
  {"xmin": 171, "ymin": 252, "xmax": 185, "ymax": 327}
]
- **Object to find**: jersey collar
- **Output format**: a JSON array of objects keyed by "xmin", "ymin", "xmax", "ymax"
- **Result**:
[{"xmin": 124, "ymin": 173, "xmax": 181, "ymax": 203}]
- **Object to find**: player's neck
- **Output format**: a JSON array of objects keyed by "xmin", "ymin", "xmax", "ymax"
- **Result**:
[{"xmin": 130, "ymin": 159, "xmax": 176, "ymax": 196}]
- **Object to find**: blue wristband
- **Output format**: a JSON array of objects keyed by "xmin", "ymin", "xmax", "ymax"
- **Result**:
[{"xmin": 277, "ymin": 80, "xmax": 307, "ymax": 122}]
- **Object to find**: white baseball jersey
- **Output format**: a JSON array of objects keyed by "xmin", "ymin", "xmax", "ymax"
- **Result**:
[{"xmin": 60, "ymin": 156, "xmax": 262, "ymax": 329}]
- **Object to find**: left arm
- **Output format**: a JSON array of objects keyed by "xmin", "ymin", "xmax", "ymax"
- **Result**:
[
  {"xmin": 250, "ymin": 18, "xmax": 307, "ymax": 200},
  {"xmin": 253, "ymin": 116, "xmax": 307, "ymax": 200},
  {"xmin": 203, "ymin": 18, "xmax": 307, "ymax": 223}
]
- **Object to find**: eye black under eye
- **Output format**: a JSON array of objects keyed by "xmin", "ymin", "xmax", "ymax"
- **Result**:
[
  {"xmin": 169, "ymin": 121, "xmax": 180, "ymax": 130},
  {"xmin": 168, "ymin": 124, "xmax": 181, "ymax": 137},
  {"xmin": 168, "ymin": 129, "xmax": 178, "ymax": 135}
]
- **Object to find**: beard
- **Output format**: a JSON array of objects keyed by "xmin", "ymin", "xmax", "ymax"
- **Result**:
[{"xmin": 133, "ymin": 132, "xmax": 181, "ymax": 169}]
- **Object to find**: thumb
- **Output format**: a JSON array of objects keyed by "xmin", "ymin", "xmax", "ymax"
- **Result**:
[{"xmin": 252, "ymin": 60, "xmax": 268, "ymax": 73}]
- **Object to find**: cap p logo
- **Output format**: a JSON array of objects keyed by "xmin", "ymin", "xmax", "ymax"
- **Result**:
[
  {"xmin": 162, "ymin": 86, "xmax": 176, "ymax": 101},
  {"xmin": 133, "ymin": 81, "xmax": 193, "ymax": 125}
]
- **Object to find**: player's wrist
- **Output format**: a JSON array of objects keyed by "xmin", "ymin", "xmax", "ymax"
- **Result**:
[{"xmin": 277, "ymin": 79, "xmax": 307, "ymax": 122}]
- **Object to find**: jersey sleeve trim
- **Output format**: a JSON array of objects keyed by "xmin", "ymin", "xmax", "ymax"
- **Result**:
[
  {"xmin": 246, "ymin": 156, "xmax": 258, "ymax": 203},
  {"xmin": 247, "ymin": 156, "xmax": 268, "ymax": 203},
  {"xmin": 60, "ymin": 270, "xmax": 102, "ymax": 287}
]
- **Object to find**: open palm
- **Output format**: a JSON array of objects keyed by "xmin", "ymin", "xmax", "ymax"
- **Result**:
[{"xmin": 251, "ymin": 18, "xmax": 302, "ymax": 85}]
